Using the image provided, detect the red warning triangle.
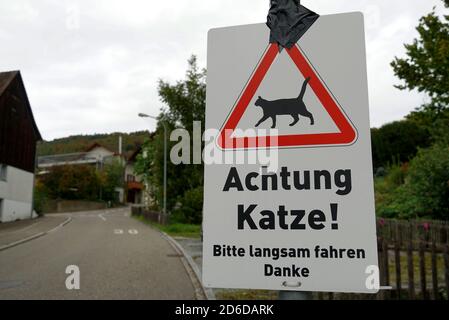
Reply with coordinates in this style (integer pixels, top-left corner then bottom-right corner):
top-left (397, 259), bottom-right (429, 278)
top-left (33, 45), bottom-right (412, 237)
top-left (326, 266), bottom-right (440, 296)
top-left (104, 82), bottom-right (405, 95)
top-left (218, 43), bottom-right (358, 149)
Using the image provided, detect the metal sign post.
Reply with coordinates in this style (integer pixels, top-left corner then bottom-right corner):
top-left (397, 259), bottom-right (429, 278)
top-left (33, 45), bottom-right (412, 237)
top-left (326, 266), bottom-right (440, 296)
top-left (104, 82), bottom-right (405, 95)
top-left (279, 291), bottom-right (313, 300)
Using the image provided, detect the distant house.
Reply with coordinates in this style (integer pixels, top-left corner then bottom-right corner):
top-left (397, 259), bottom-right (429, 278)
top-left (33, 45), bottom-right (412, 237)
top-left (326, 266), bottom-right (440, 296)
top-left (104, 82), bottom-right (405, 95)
top-left (125, 147), bottom-right (145, 205)
top-left (37, 138), bottom-right (151, 206)
top-left (0, 71), bottom-right (42, 223)
top-left (38, 141), bottom-right (125, 170)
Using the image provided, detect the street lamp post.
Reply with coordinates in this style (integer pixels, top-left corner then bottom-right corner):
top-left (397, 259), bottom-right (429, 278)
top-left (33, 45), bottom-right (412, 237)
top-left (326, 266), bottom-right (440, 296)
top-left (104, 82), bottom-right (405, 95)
top-left (138, 113), bottom-right (168, 218)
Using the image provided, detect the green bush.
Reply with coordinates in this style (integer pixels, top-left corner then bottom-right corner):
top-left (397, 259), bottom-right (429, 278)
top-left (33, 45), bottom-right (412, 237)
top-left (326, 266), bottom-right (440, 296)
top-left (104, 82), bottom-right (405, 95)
top-left (384, 163), bottom-right (408, 187)
top-left (404, 143), bottom-right (449, 219)
top-left (377, 183), bottom-right (419, 219)
top-left (172, 187), bottom-right (203, 224)
top-left (377, 143), bottom-right (449, 220)
top-left (40, 165), bottom-right (101, 201)
top-left (371, 120), bottom-right (430, 170)
top-left (100, 160), bottom-right (125, 203)
top-left (375, 163), bottom-right (409, 218)
top-left (33, 183), bottom-right (47, 216)
top-left (38, 163), bottom-right (125, 204)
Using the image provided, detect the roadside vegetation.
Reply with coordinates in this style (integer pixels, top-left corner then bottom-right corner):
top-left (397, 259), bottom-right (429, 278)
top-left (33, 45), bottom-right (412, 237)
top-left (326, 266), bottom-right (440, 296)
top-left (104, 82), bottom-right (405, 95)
top-left (373, 0), bottom-right (449, 220)
top-left (134, 215), bottom-right (201, 238)
top-left (134, 56), bottom-right (206, 225)
top-left (34, 160), bottom-right (125, 215)
top-left (37, 131), bottom-right (149, 157)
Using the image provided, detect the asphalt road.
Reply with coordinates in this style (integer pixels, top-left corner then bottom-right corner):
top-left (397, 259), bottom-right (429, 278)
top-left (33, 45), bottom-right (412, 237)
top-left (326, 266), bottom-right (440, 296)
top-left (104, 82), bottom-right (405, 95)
top-left (0, 208), bottom-right (196, 300)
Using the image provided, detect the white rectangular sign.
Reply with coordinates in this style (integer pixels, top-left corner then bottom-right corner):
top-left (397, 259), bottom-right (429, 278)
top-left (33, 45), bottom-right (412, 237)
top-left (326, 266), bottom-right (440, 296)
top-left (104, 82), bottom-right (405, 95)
top-left (203, 12), bottom-right (379, 293)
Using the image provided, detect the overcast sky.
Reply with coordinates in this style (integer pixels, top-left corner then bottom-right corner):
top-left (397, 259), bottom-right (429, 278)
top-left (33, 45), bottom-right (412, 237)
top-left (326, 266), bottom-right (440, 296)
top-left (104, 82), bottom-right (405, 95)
top-left (0, 0), bottom-right (445, 141)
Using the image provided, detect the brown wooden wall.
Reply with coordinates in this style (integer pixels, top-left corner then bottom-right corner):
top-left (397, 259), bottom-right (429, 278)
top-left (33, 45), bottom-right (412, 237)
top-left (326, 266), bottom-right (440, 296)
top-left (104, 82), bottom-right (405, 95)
top-left (0, 75), bottom-right (39, 173)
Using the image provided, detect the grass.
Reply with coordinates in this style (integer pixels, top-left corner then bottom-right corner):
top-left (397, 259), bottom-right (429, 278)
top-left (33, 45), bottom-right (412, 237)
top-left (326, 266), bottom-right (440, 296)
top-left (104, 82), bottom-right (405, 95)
top-left (134, 215), bottom-right (201, 238)
top-left (386, 250), bottom-right (446, 289)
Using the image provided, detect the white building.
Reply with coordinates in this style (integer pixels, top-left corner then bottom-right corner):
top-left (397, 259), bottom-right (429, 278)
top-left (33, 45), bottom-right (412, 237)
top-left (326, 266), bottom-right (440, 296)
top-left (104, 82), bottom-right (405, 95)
top-left (0, 71), bottom-right (42, 223)
top-left (38, 142), bottom-right (123, 170)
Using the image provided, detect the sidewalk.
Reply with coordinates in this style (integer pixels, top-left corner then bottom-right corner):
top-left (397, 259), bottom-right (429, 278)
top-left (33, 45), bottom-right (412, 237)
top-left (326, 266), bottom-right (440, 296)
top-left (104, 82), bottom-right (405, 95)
top-left (175, 238), bottom-right (204, 273)
top-left (0, 215), bottom-right (70, 250)
top-left (174, 237), bottom-right (278, 300)
top-left (170, 237), bottom-right (217, 300)
top-left (173, 237), bottom-right (218, 299)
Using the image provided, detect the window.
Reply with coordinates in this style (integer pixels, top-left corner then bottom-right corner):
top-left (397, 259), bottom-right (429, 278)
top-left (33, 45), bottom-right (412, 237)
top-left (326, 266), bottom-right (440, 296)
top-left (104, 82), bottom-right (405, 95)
top-left (127, 175), bottom-right (135, 182)
top-left (0, 164), bottom-right (7, 181)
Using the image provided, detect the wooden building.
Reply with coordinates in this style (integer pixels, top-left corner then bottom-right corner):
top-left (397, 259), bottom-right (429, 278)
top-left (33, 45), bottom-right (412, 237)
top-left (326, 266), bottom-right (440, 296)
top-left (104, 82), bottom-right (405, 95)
top-left (0, 71), bottom-right (42, 222)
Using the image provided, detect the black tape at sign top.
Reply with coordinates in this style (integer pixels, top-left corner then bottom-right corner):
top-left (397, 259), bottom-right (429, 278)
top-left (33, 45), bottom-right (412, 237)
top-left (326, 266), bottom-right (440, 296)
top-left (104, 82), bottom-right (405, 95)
top-left (267, 0), bottom-right (319, 50)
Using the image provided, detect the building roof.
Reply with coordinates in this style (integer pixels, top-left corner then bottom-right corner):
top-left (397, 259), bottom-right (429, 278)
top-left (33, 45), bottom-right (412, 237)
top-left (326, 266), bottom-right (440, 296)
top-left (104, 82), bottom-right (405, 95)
top-left (0, 71), bottom-right (17, 96)
top-left (127, 146), bottom-right (142, 163)
top-left (38, 152), bottom-right (98, 168)
top-left (84, 142), bottom-right (123, 157)
top-left (85, 142), bottom-right (109, 153)
top-left (0, 70), bottom-right (42, 141)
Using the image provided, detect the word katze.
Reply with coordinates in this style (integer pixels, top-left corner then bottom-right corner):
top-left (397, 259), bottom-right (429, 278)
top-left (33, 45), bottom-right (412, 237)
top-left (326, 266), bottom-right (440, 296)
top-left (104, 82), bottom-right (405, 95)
top-left (238, 204), bottom-right (339, 230)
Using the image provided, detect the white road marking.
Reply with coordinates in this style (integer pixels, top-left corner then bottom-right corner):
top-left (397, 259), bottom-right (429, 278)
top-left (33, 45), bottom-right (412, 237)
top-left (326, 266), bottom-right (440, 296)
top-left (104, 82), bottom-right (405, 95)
top-left (114, 229), bottom-right (124, 235)
top-left (99, 214), bottom-right (107, 221)
top-left (128, 229), bottom-right (139, 235)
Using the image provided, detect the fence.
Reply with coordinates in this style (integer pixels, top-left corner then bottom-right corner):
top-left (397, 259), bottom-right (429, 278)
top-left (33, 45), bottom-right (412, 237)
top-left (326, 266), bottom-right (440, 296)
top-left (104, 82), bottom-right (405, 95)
top-left (318, 218), bottom-right (449, 300)
top-left (376, 218), bottom-right (449, 300)
top-left (131, 206), bottom-right (170, 225)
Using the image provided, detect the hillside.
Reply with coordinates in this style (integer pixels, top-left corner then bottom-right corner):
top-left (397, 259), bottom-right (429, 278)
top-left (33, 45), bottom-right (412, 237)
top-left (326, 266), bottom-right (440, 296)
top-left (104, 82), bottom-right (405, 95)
top-left (37, 131), bottom-right (151, 158)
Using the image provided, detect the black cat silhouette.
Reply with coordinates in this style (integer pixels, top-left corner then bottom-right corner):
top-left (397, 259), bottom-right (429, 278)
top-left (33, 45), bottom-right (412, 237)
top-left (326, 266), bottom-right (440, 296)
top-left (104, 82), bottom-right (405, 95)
top-left (255, 77), bottom-right (314, 129)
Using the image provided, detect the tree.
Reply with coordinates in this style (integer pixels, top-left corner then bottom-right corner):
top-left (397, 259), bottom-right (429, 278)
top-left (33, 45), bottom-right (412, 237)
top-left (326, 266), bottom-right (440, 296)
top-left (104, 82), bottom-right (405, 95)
top-left (134, 124), bottom-right (188, 211)
top-left (379, 143), bottom-right (449, 220)
top-left (135, 56), bottom-right (206, 223)
top-left (158, 56), bottom-right (206, 132)
top-left (391, 0), bottom-right (449, 112)
top-left (100, 159), bottom-right (125, 203)
top-left (40, 165), bottom-right (101, 201)
top-left (371, 120), bottom-right (430, 170)
top-left (405, 142), bottom-right (449, 220)
top-left (39, 162), bottom-right (125, 204)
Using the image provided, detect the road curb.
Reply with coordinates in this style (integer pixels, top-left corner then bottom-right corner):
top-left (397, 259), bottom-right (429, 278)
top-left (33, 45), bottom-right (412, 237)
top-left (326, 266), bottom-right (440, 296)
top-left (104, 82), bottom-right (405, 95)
top-left (47, 217), bottom-right (73, 234)
top-left (0, 217), bottom-right (72, 252)
top-left (161, 232), bottom-right (216, 301)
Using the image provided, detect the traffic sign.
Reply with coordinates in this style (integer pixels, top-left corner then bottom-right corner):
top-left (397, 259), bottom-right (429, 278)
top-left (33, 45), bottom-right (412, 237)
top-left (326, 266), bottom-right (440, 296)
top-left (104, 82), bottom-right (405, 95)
top-left (203, 12), bottom-right (379, 293)
top-left (218, 43), bottom-right (357, 149)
